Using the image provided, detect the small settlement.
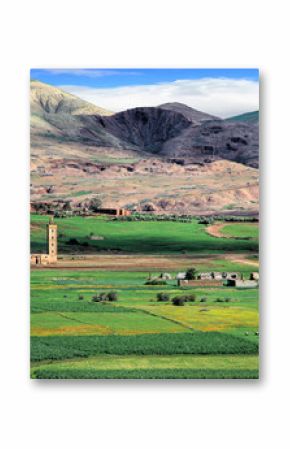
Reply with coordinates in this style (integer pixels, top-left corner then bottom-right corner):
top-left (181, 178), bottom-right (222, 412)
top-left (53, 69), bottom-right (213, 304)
top-left (176, 271), bottom-right (259, 288)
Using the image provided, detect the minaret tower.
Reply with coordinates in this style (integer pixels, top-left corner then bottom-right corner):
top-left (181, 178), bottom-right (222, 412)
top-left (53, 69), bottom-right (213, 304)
top-left (47, 216), bottom-right (57, 263)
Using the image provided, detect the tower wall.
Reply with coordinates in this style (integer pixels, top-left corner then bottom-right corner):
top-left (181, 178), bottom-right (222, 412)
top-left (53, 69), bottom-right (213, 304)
top-left (47, 221), bottom-right (57, 263)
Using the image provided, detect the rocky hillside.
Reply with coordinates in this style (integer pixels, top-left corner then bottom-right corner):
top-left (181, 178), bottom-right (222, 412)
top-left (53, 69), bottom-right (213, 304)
top-left (159, 102), bottom-right (218, 123)
top-left (31, 80), bottom-right (113, 116)
top-left (94, 107), bottom-right (192, 153)
top-left (31, 80), bottom-right (259, 168)
top-left (30, 81), bottom-right (259, 214)
top-left (161, 119), bottom-right (259, 168)
top-left (31, 80), bottom-right (129, 149)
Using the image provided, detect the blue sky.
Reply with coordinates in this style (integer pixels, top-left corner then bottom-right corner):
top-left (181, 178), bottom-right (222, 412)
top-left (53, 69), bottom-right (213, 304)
top-left (30, 68), bottom-right (259, 118)
top-left (31, 68), bottom-right (258, 88)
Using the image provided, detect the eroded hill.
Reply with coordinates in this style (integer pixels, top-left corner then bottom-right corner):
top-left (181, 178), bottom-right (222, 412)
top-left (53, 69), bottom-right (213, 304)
top-left (30, 81), bottom-right (259, 214)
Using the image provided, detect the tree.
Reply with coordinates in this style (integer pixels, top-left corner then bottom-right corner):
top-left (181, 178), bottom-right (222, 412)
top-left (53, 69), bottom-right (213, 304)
top-left (172, 296), bottom-right (185, 306)
top-left (89, 197), bottom-right (102, 212)
top-left (186, 294), bottom-right (196, 302)
top-left (63, 201), bottom-right (72, 211)
top-left (185, 268), bottom-right (198, 280)
top-left (107, 291), bottom-right (118, 301)
top-left (156, 292), bottom-right (170, 302)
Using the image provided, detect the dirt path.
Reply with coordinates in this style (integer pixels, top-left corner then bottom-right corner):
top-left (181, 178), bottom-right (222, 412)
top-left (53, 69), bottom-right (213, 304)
top-left (224, 253), bottom-right (259, 268)
top-left (206, 223), bottom-right (230, 238)
top-left (31, 254), bottom-right (221, 271)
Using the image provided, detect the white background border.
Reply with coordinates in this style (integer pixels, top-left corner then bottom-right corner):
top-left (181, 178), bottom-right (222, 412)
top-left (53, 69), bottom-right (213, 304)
top-left (1, 1), bottom-right (289, 448)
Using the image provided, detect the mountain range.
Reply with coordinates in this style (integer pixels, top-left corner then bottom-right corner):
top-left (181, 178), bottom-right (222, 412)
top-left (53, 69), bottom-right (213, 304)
top-left (30, 80), bottom-right (259, 214)
top-left (31, 80), bottom-right (259, 168)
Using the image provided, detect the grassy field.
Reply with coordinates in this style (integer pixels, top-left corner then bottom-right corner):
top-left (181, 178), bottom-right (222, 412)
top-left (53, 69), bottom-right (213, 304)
top-left (30, 214), bottom-right (259, 379)
top-left (30, 214), bottom-right (259, 254)
top-left (220, 223), bottom-right (259, 239)
top-left (31, 354), bottom-right (258, 379)
top-left (31, 265), bottom-right (259, 378)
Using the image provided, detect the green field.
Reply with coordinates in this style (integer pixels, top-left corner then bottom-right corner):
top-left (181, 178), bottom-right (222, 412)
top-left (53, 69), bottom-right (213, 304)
top-left (31, 354), bottom-right (258, 379)
top-left (221, 223), bottom-right (259, 239)
top-left (31, 268), bottom-right (259, 378)
top-left (30, 214), bottom-right (258, 254)
top-left (31, 214), bottom-right (259, 379)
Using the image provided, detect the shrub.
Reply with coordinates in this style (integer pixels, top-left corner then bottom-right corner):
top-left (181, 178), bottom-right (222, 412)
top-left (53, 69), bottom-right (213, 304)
top-left (107, 291), bottom-right (118, 302)
top-left (185, 268), bottom-right (198, 280)
top-left (215, 298), bottom-right (224, 303)
top-left (145, 279), bottom-right (167, 285)
top-left (67, 238), bottom-right (80, 245)
top-left (172, 296), bottom-right (185, 306)
top-left (225, 298), bottom-right (232, 302)
top-left (92, 295), bottom-right (100, 302)
top-left (200, 297), bottom-right (207, 302)
top-left (88, 197), bottom-right (102, 212)
top-left (78, 295), bottom-right (84, 300)
top-left (99, 292), bottom-right (107, 302)
top-left (156, 292), bottom-right (170, 302)
top-left (186, 294), bottom-right (196, 302)
top-left (197, 216), bottom-right (214, 225)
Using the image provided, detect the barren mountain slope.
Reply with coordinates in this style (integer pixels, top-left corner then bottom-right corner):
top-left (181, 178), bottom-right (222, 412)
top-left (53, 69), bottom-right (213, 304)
top-left (159, 102), bottom-right (218, 123)
top-left (31, 156), bottom-right (259, 215)
top-left (30, 81), bottom-right (259, 213)
top-left (94, 107), bottom-right (192, 153)
top-left (31, 80), bottom-right (113, 116)
top-left (30, 81), bottom-right (138, 160)
top-left (162, 119), bottom-right (259, 168)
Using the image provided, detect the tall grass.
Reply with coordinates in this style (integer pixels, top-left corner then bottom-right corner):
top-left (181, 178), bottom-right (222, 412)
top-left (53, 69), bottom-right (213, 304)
top-left (31, 332), bottom-right (258, 362)
top-left (32, 368), bottom-right (259, 379)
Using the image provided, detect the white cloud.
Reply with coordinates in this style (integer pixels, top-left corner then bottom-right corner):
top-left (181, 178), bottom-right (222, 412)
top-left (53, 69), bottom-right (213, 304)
top-left (60, 78), bottom-right (259, 118)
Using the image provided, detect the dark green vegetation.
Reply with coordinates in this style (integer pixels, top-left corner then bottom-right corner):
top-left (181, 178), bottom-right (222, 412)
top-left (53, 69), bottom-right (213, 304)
top-left (32, 368), bottom-right (259, 379)
top-left (31, 333), bottom-right (258, 362)
top-left (30, 214), bottom-right (258, 254)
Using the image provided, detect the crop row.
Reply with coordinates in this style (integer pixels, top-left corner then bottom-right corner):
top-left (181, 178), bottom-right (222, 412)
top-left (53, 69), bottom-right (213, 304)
top-left (32, 368), bottom-right (259, 379)
top-left (31, 332), bottom-right (259, 362)
top-left (31, 301), bottom-right (134, 313)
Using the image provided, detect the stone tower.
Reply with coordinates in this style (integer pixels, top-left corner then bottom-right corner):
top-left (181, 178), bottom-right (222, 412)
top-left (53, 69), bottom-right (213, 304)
top-left (47, 216), bottom-right (57, 263)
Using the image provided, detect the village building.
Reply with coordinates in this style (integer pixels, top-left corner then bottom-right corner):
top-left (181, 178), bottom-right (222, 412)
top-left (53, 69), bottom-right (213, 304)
top-left (179, 279), bottom-right (224, 287)
top-left (176, 271), bottom-right (257, 288)
top-left (226, 279), bottom-right (258, 288)
top-left (30, 217), bottom-right (57, 265)
top-left (250, 272), bottom-right (259, 281)
top-left (197, 272), bottom-right (240, 281)
top-left (93, 207), bottom-right (131, 216)
top-left (176, 272), bottom-right (187, 280)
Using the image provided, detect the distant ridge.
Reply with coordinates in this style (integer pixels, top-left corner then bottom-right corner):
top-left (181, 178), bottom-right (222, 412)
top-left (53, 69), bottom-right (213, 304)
top-left (226, 111), bottom-right (259, 123)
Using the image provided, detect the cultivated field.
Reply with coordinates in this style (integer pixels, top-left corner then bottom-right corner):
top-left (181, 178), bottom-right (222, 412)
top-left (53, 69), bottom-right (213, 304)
top-left (31, 215), bottom-right (259, 379)
top-left (31, 214), bottom-right (259, 255)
